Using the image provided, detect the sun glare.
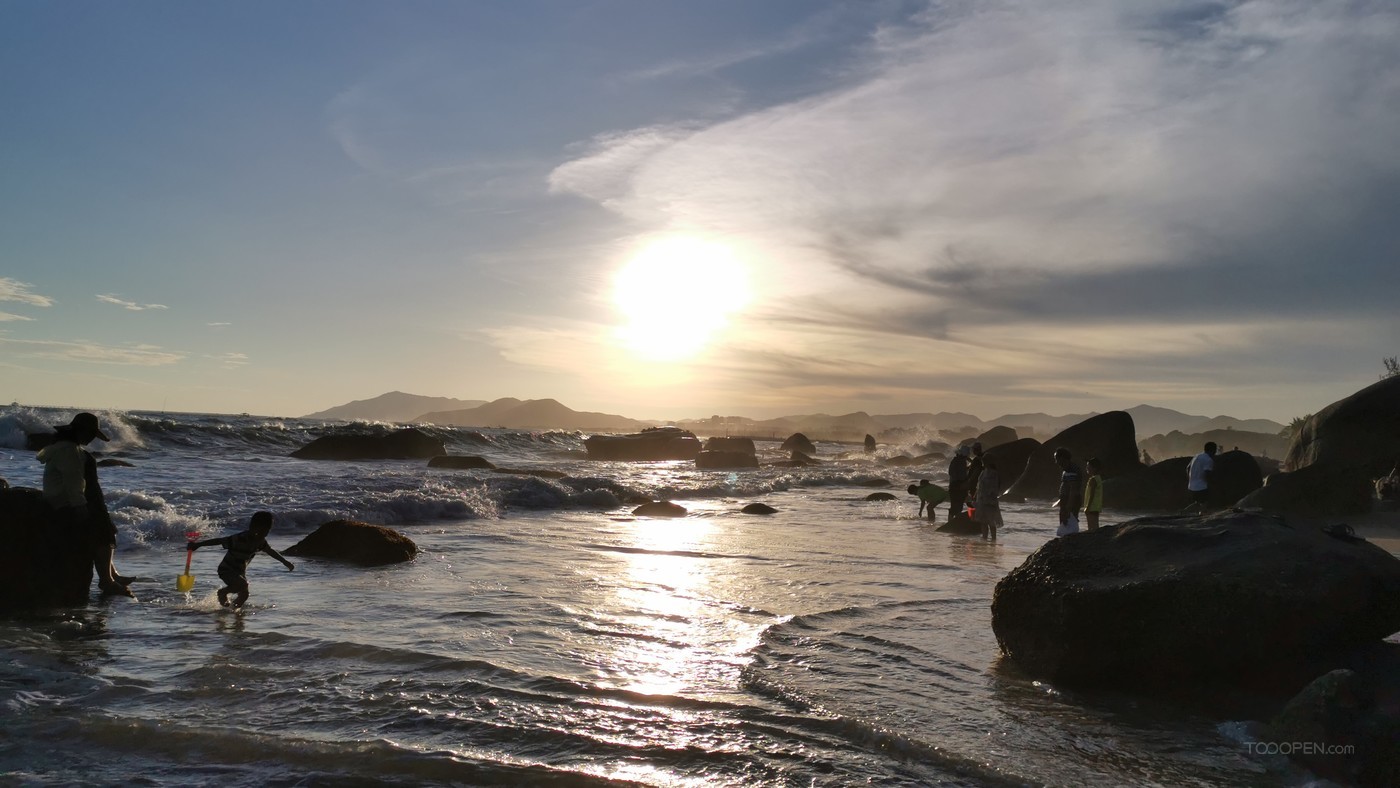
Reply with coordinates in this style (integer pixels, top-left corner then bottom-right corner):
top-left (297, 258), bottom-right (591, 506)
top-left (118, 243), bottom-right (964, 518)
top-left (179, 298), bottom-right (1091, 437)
top-left (613, 236), bottom-right (750, 361)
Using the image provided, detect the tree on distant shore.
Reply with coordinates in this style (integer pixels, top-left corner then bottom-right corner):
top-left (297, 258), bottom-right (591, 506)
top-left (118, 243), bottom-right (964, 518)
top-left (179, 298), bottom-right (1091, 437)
top-left (1383, 356), bottom-right (1399, 379)
top-left (1279, 414), bottom-right (1313, 442)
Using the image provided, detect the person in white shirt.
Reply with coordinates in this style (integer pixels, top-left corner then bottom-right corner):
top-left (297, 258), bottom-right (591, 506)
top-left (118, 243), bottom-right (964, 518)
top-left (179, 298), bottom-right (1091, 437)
top-left (36, 412), bottom-right (131, 595)
top-left (1185, 442), bottom-right (1219, 513)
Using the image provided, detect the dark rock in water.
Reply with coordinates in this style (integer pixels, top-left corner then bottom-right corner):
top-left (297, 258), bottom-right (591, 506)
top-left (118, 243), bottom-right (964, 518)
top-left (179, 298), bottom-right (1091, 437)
top-left (491, 468), bottom-right (568, 479)
top-left (864, 434), bottom-right (877, 453)
top-left (703, 436), bottom-right (756, 455)
top-left (935, 513), bottom-right (984, 535)
top-left (975, 425), bottom-right (1019, 450)
top-left (284, 520), bottom-right (417, 566)
top-left (991, 510), bottom-right (1400, 689)
top-left (0, 487), bottom-right (93, 612)
top-left (95, 458), bottom-right (135, 468)
top-left (1240, 377), bottom-right (1400, 516)
top-left (1266, 668), bottom-right (1400, 786)
top-left (1005, 412), bottom-right (1141, 500)
top-left (864, 492), bottom-right (898, 501)
top-left (883, 455), bottom-right (915, 467)
top-left (789, 450), bottom-right (820, 466)
top-left (584, 427), bottom-right (701, 461)
top-left (780, 432), bottom-right (816, 456)
top-left (855, 478), bottom-right (891, 487)
top-left (291, 428), bottom-right (446, 461)
top-left (742, 502), bottom-right (778, 515)
top-left (695, 450), bottom-right (759, 469)
top-left (982, 438), bottom-right (1040, 496)
top-left (632, 500), bottom-right (687, 517)
top-left (428, 455), bottom-right (496, 470)
top-left (1105, 451), bottom-right (1263, 511)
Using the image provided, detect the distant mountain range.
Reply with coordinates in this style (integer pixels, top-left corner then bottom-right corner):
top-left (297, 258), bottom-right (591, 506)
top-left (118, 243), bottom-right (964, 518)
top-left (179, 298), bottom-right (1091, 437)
top-left (303, 392), bottom-right (1285, 444)
top-left (301, 391), bottom-right (487, 423)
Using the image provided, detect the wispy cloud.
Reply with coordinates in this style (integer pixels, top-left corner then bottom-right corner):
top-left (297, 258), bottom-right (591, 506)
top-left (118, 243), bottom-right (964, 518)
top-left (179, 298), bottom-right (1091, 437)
top-left (207, 322), bottom-right (232, 327)
top-left (0, 311), bottom-right (34, 322)
top-left (97, 294), bottom-right (169, 311)
top-left (0, 278), bottom-right (54, 307)
top-left (209, 352), bottom-right (249, 367)
top-left (0, 337), bottom-right (185, 366)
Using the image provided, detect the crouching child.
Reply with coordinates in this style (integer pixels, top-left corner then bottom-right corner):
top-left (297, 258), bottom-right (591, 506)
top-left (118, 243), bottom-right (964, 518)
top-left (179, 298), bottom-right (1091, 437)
top-left (188, 510), bottom-right (294, 608)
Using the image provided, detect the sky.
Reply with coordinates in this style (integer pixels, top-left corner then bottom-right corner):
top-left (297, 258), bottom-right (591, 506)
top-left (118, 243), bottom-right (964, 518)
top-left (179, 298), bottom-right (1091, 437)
top-left (2, 0), bottom-right (1398, 422)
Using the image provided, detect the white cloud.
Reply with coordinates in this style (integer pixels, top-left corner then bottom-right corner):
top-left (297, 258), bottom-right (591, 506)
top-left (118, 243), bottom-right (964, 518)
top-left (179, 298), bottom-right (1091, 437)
top-left (207, 322), bottom-right (232, 327)
top-left (0, 278), bottom-right (54, 307)
top-left (97, 294), bottom-right (169, 311)
top-left (0, 337), bottom-right (185, 366)
top-left (209, 352), bottom-right (249, 367)
top-left (0, 311), bottom-right (34, 322)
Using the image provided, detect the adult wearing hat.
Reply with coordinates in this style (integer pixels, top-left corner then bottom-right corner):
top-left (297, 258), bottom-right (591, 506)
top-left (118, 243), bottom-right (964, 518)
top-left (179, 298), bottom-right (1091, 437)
top-left (36, 412), bottom-right (131, 596)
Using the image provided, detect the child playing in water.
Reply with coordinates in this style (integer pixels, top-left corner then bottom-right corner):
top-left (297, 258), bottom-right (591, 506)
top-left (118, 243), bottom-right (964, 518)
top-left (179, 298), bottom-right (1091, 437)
top-left (1083, 458), bottom-right (1104, 530)
top-left (907, 479), bottom-right (948, 521)
top-left (188, 511), bottom-right (294, 608)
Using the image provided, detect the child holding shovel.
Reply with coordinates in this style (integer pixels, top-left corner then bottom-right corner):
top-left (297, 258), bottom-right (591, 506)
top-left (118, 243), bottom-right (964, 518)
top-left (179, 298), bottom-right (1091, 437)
top-left (187, 511), bottom-right (294, 608)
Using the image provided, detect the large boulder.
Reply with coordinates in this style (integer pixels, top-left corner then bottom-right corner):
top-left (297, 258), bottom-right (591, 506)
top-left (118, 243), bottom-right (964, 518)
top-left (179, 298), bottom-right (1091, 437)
top-left (991, 510), bottom-right (1400, 689)
top-left (283, 520), bottom-right (417, 566)
top-left (780, 432), bottom-right (816, 455)
top-left (974, 425), bottom-right (1019, 450)
top-left (695, 450), bottom-right (759, 469)
top-left (291, 428), bottom-right (446, 461)
top-left (1105, 451), bottom-right (1264, 511)
top-left (632, 501), bottom-right (687, 517)
top-left (981, 438), bottom-right (1040, 498)
top-left (935, 513), bottom-right (983, 535)
top-left (1266, 665), bottom-right (1400, 786)
top-left (1005, 412), bottom-right (1142, 500)
top-left (0, 487), bottom-right (93, 611)
top-left (584, 427), bottom-right (701, 461)
top-left (1240, 377), bottom-right (1400, 515)
top-left (702, 436), bottom-right (756, 455)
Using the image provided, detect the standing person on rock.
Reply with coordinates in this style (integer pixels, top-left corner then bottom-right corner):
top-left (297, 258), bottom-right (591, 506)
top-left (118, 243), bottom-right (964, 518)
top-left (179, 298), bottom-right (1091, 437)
top-left (1185, 442), bottom-right (1218, 513)
top-left (37, 412), bottom-right (132, 596)
top-left (946, 445), bottom-right (971, 521)
top-left (1054, 448), bottom-right (1082, 537)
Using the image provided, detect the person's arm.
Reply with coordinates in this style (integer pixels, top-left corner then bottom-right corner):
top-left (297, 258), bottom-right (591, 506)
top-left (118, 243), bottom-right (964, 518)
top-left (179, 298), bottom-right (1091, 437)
top-left (187, 536), bottom-right (226, 551)
top-left (262, 543), bottom-right (295, 571)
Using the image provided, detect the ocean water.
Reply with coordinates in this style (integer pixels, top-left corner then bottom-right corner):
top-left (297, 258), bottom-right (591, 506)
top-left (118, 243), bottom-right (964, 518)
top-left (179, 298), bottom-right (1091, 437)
top-left (0, 406), bottom-right (1309, 786)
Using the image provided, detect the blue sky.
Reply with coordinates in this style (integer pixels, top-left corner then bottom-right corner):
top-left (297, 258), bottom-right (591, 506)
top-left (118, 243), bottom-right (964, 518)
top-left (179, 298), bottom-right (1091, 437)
top-left (2, 0), bottom-right (1397, 421)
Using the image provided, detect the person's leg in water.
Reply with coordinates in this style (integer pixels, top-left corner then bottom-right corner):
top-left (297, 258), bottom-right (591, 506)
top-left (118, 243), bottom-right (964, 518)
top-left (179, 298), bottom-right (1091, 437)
top-left (217, 567), bottom-right (244, 607)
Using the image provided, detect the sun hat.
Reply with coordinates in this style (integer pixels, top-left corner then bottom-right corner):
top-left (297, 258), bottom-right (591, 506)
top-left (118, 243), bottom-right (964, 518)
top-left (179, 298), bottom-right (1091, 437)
top-left (55, 412), bottom-right (110, 441)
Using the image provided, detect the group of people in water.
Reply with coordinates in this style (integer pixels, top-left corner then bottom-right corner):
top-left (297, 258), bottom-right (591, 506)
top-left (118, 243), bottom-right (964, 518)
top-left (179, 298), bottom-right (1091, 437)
top-left (34, 412), bottom-right (292, 607)
top-left (907, 439), bottom-right (1227, 539)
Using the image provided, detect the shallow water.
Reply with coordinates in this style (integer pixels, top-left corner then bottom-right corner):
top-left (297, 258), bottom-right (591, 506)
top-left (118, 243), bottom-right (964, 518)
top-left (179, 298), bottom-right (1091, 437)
top-left (0, 407), bottom-right (1316, 785)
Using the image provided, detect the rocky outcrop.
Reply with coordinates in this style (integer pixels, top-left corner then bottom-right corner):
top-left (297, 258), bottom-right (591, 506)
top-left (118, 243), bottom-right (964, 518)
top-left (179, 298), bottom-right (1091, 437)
top-left (0, 487), bottom-right (94, 611)
top-left (864, 492), bottom-right (898, 501)
top-left (283, 520), bottom-right (417, 566)
top-left (981, 438), bottom-right (1040, 498)
top-left (742, 503), bottom-right (778, 515)
top-left (632, 501), bottom-right (687, 517)
top-left (291, 428), bottom-right (446, 461)
top-left (780, 433), bottom-right (816, 455)
top-left (1240, 377), bottom-right (1400, 515)
top-left (695, 450), bottom-right (758, 469)
top-left (584, 427), bottom-right (701, 461)
top-left (1267, 663), bottom-right (1400, 786)
top-left (935, 513), bottom-right (984, 535)
top-left (974, 425), bottom-right (1019, 450)
top-left (1005, 412), bottom-right (1142, 500)
top-left (1104, 451), bottom-right (1264, 511)
top-left (695, 436), bottom-right (758, 469)
top-left (991, 510), bottom-right (1400, 688)
top-left (427, 455), bottom-right (496, 470)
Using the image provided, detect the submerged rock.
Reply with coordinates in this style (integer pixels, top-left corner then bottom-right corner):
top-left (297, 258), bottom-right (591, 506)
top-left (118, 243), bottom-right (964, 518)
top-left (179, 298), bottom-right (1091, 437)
top-left (1267, 655), bottom-right (1400, 786)
top-left (632, 501), bottom-right (687, 517)
top-left (584, 427), bottom-right (701, 462)
top-left (742, 503), bottom-right (778, 515)
top-left (780, 432), bottom-right (816, 456)
top-left (864, 492), bottom-right (898, 502)
top-left (0, 486), bottom-right (93, 612)
top-left (935, 513), bottom-right (984, 535)
top-left (291, 428), bottom-right (446, 461)
top-left (283, 520), bottom-right (417, 566)
top-left (695, 450), bottom-right (759, 469)
top-left (991, 510), bottom-right (1400, 689)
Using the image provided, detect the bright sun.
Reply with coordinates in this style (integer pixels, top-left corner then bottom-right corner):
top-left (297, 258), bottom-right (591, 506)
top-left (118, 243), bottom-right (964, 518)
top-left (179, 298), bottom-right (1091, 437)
top-left (613, 236), bottom-right (750, 361)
